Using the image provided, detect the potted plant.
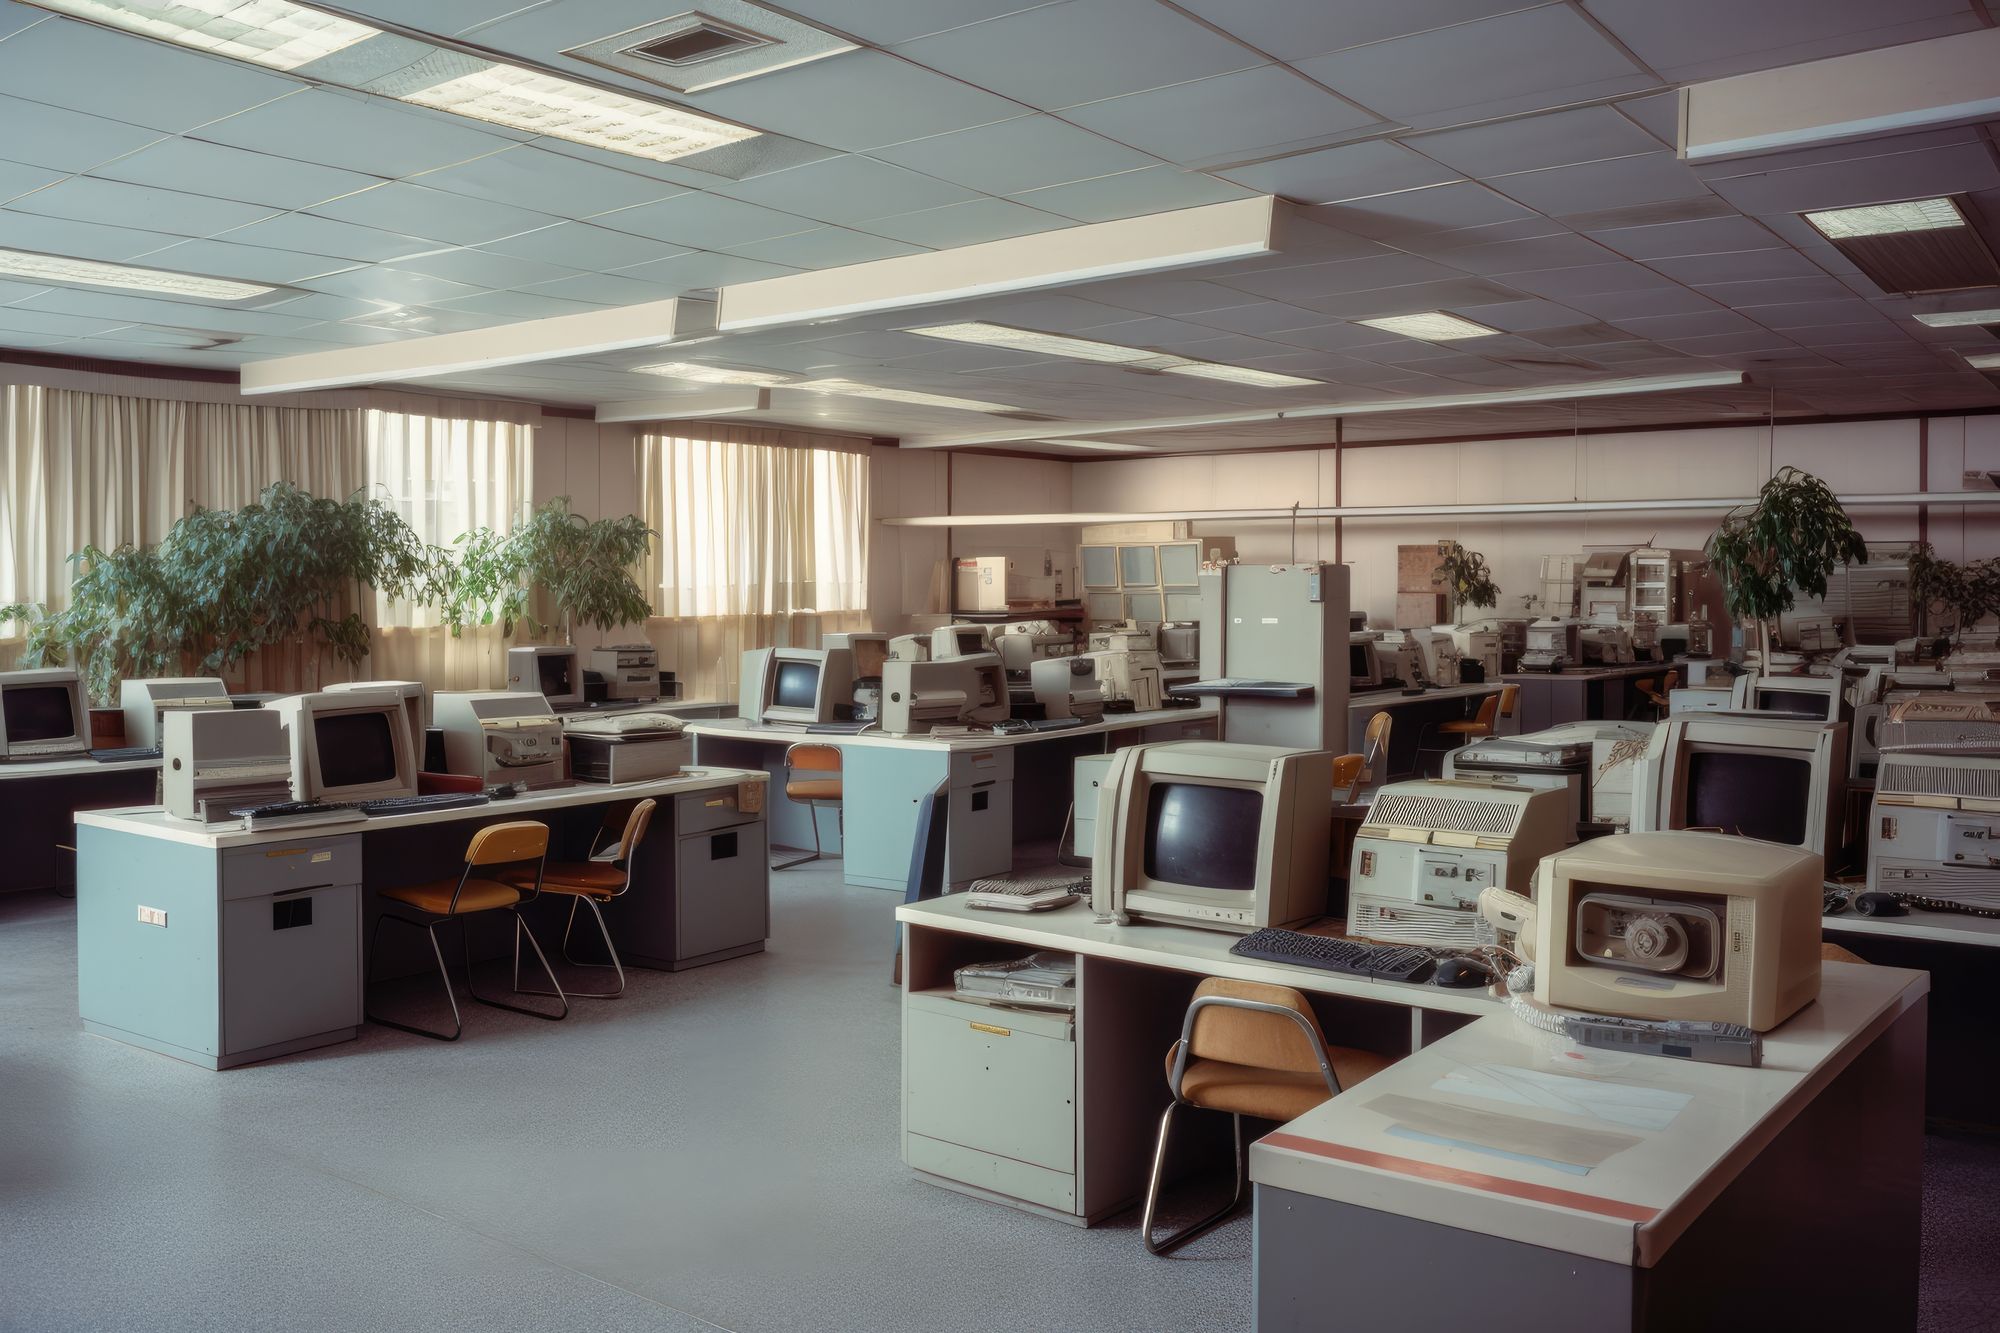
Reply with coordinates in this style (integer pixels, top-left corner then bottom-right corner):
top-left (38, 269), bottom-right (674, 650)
top-left (440, 497), bottom-right (655, 644)
top-left (1906, 542), bottom-right (2000, 649)
top-left (1433, 541), bottom-right (1500, 622)
top-left (1705, 466), bottom-right (1869, 664)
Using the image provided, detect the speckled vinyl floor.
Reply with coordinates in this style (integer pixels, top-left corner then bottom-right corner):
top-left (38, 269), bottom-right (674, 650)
top-left (2, 870), bottom-right (1995, 1333)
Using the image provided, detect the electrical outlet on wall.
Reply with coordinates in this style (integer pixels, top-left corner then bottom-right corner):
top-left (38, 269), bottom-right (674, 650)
top-left (136, 906), bottom-right (167, 927)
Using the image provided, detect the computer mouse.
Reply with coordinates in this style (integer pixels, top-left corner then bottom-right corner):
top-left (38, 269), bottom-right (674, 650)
top-left (486, 783), bottom-right (518, 800)
top-left (1434, 957), bottom-right (1493, 988)
top-left (1855, 891), bottom-right (1906, 917)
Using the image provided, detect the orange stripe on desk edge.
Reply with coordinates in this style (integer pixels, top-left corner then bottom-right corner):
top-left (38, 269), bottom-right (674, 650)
top-left (1261, 1132), bottom-right (1659, 1223)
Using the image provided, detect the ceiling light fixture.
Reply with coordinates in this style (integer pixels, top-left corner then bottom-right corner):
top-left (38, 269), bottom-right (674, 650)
top-left (1803, 198), bottom-right (1965, 240)
top-left (1915, 308), bottom-right (2000, 327)
top-left (1035, 439), bottom-right (1158, 453)
top-left (1357, 312), bottom-right (1500, 342)
top-left (632, 360), bottom-right (792, 386)
top-left (906, 322), bottom-right (1167, 365)
top-left (1154, 361), bottom-right (1320, 388)
top-left (23, 0), bottom-right (757, 164)
top-left (794, 378), bottom-right (1018, 414)
top-left (0, 245), bottom-right (274, 300)
top-left (1965, 352), bottom-right (2000, 370)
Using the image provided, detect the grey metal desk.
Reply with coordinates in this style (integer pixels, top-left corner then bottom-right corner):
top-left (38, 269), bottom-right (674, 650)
top-left (0, 753), bottom-right (162, 894)
top-left (74, 768), bottom-right (770, 1069)
top-left (1502, 663), bottom-right (1663, 730)
top-left (690, 709), bottom-right (1219, 891)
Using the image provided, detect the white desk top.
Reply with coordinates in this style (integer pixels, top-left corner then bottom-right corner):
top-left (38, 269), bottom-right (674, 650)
top-left (689, 705), bottom-right (1218, 753)
top-left (74, 767), bottom-right (765, 850)
top-left (1824, 906), bottom-right (2000, 947)
top-left (0, 753), bottom-right (160, 781)
top-left (1503, 663), bottom-right (1665, 683)
top-left (897, 895), bottom-right (1502, 1018)
top-left (1349, 683), bottom-right (1499, 710)
top-left (1250, 962), bottom-right (1927, 1267)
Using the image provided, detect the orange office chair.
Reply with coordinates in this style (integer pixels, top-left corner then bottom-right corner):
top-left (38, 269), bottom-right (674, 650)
top-left (777, 743), bottom-right (843, 870)
top-left (1142, 978), bottom-right (1390, 1255)
top-left (1333, 711), bottom-right (1393, 803)
top-left (1637, 670), bottom-right (1679, 720)
top-left (505, 799), bottom-right (656, 999)
top-left (366, 820), bottom-right (567, 1041)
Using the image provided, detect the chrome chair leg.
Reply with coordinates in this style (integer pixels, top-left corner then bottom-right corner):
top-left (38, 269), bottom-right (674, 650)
top-left (518, 897), bottom-right (627, 999)
top-left (464, 910), bottom-right (568, 1021)
top-left (772, 799), bottom-right (826, 870)
top-left (1141, 1103), bottom-right (1248, 1256)
top-left (365, 911), bottom-right (463, 1042)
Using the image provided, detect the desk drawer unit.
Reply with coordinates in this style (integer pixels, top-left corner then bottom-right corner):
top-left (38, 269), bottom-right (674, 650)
top-left (905, 990), bottom-right (1077, 1213)
top-left (1142, 717), bottom-right (1218, 744)
top-left (946, 748), bottom-right (1014, 886)
top-left (675, 795), bottom-right (769, 966)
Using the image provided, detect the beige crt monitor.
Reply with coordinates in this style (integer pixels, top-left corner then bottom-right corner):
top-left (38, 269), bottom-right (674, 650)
top-left (324, 679), bottom-right (424, 758)
top-left (119, 677), bottom-right (234, 749)
top-left (1534, 830), bottom-right (1823, 1031)
top-left (1090, 741), bottom-right (1335, 933)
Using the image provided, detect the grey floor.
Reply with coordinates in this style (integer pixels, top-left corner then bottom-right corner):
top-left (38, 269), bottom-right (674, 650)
top-left (5, 869), bottom-right (1997, 1333)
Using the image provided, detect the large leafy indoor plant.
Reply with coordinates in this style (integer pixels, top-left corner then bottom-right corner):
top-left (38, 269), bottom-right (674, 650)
top-left (1906, 542), bottom-right (2000, 648)
top-left (440, 497), bottom-right (654, 643)
top-left (1705, 467), bottom-right (1868, 663)
top-left (1433, 542), bottom-right (1500, 621)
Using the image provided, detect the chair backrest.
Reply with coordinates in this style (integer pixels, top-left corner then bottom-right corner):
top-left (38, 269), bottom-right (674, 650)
top-left (1467, 693), bottom-right (1500, 731)
top-left (610, 798), bottom-right (657, 865)
top-left (1663, 670), bottom-right (1680, 694)
top-left (1363, 710), bottom-right (1392, 761)
top-left (1185, 977), bottom-right (1329, 1073)
top-left (786, 743), bottom-right (842, 774)
top-left (465, 820), bottom-right (549, 866)
top-left (1498, 684), bottom-right (1520, 718)
top-left (904, 777), bottom-right (951, 907)
top-left (1331, 754), bottom-right (1365, 803)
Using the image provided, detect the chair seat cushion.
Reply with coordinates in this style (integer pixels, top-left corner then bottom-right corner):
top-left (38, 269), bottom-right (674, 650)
top-left (504, 863), bottom-right (624, 897)
top-left (381, 877), bottom-right (521, 915)
top-left (1170, 1049), bottom-right (1391, 1120)
top-left (787, 778), bottom-right (843, 801)
top-left (1437, 721), bottom-right (1490, 735)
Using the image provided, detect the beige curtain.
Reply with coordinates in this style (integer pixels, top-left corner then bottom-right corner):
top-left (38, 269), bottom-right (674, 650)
top-left (637, 423), bottom-right (872, 701)
top-left (363, 405), bottom-right (534, 693)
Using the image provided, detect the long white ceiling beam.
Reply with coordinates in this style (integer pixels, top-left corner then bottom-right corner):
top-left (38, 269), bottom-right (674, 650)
top-left (716, 196), bottom-right (1282, 331)
top-left (239, 296), bottom-right (716, 395)
top-left (594, 388), bottom-right (769, 422)
top-left (882, 491), bottom-right (2000, 528)
top-left (901, 371), bottom-right (1749, 449)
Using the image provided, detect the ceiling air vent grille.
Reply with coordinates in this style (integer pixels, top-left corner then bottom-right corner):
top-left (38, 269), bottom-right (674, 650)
top-left (630, 22), bottom-right (767, 67)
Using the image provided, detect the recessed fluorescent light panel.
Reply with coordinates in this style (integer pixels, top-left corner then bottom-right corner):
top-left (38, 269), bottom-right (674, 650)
top-left (796, 379), bottom-right (1017, 413)
top-left (907, 322), bottom-right (1167, 365)
top-left (632, 361), bottom-right (793, 386)
top-left (1966, 352), bottom-right (2000, 369)
top-left (1038, 439), bottom-right (1157, 453)
top-left (1155, 362), bottom-right (1320, 388)
top-left (1916, 309), bottom-right (2000, 327)
top-left (22, 0), bottom-right (758, 163)
top-left (0, 246), bottom-right (275, 300)
top-left (1358, 312), bottom-right (1500, 342)
top-left (1804, 198), bottom-right (1964, 239)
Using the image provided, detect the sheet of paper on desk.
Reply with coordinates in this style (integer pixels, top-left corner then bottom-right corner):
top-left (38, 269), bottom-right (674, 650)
top-left (1365, 1093), bottom-right (1643, 1171)
top-left (1432, 1064), bottom-right (1693, 1133)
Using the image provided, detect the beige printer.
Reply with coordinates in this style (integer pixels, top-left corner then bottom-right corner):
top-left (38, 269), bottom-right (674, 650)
top-left (435, 690), bottom-right (565, 787)
top-left (162, 708), bottom-right (293, 822)
top-left (880, 655), bottom-right (1008, 735)
top-left (565, 710), bottom-right (690, 783)
top-left (588, 644), bottom-right (662, 702)
top-left (120, 676), bottom-right (235, 749)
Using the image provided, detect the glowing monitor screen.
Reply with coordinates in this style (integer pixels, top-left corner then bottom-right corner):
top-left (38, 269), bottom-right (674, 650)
top-left (1144, 782), bottom-right (1262, 891)
top-left (1686, 751), bottom-right (1809, 846)
top-left (773, 661), bottom-right (821, 711)
top-left (3, 686), bottom-right (76, 741)
top-left (315, 711), bottom-right (400, 789)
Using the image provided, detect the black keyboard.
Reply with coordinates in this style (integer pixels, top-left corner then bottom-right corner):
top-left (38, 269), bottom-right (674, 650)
top-left (1021, 717), bottom-right (1086, 732)
top-left (1230, 928), bottom-right (1438, 984)
top-left (231, 793), bottom-right (489, 821)
top-left (91, 745), bottom-right (161, 762)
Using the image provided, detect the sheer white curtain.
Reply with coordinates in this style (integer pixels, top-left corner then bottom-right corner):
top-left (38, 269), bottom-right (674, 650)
top-left (363, 404), bottom-right (534, 692)
top-left (638, 424), bottom-right (870, 700)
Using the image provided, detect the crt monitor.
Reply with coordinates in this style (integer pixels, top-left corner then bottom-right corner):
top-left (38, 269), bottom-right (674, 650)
top-left (507, 646), bottom-right (582, 709)
top-left (270, 691), bottom-right (419, 803)
top-left (1630, 713), bottom-right (1844, 866)
top-left (931, 624), bottom-right (992, 659)
top-left (1349, 637), bottom-right (1382, 690)
top-left (1089, 741), bottom-right (1336, 933)
top-left (737, 647), bottom-right (854, 725)
top-left (1730, 673), bottom-right (1844, 724)
top-left (0, 667), bottom-right (88, 760)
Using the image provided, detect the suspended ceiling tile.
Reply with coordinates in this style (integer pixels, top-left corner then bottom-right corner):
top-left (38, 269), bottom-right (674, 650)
top-left (260, 291), bottom-right (398, 322)
top-left (0, 18), bottom-right (297, 132)
top-left (1454, 296), bottom-right (1593, 331)
top-left (858, 197), bottom-right (1070, 248)
top-left (1412, 105), bottom-right (1665, 178)
top-left (1427, 232), bottom-right (1622, 276)
top-left (752, 0), bottom-right (1064, 46)
top-left (1009, 165), bottom-right (1257, 223)
top-left (0, 208), bottom-right (192, 262)
top-left (1611, 310), bottom-right (1765, 340)
top-left (133, 237), bottom-right (359, 286)
top-left (871, 114), bottom-right (1157, 195)
top-left (1170, 0), bottom-right (1545, 62)
top-left (1061, 67), bottom-right (1383, 168)
top-left (1092, 277), bottom-right (1262, 318)
top-left (1753, 301), bottom-right (1898, 330)
top-left (1704, 143), bottom-right (2000, 217)
top-left (1498, 261), bottom-right (1682, 301)
top-left (410, 144), bottom-right (688, 218)
top-left (1587, 215), bottom-right (1787, 261)
top-left (420, 289), bottom-right (612, 318)
top-left (194, 90), bottom-right (522, 178)
top-left (381, 247), bottom-right (586, 291)
top-left (1185, 302), bottom-right (1337, 336)
top-left (14, 286), bottom-right (317, 334)
top-left (479, 221), bottom-right (683, 271)
top-left (716, 155), bottom-right (981, 225)
top-left (1489, 153), bottom-right (1712, 218)
top-left (1308, 181), bottom-right (1541, 239)
top-left (89, 138), bottom-right (381, 212)
top-left (11, 175), bottom-right (277, 237)
top-left (609, 249), bottom-right (801, 292)
top-left (0, 330), bottom-right (83, 350)
top-left (0, 158), bottom-right (65, 207)
top-left (214, 212), bottom-right (441, 264)
top-left (309, 182), bottom-right (562, 248)
top-left (592, 191), bottom-right (818, 249)
top-left (301, 266), bottom-right (488, 308)
top-left (1559, 286), bottom-right (1723, 320)
top-left (1703, 276), bottom-right (1875, 306)
top-left (511, 270), bottom-right (689, 307)
top-left (0, 95), bottom-right (165, 174)
top-left (1579, 0), bottom-right (1979, 82)
top-left (1215, 251), bottom-right (1457, 300)
top-left (1294, 6), bottom-right (1656, 128)
top-left (0, 3), bottom-right (49, 40)
top-left (1293, 275), bottom-right (1525, 319)
top-left (0, 305), bottom-right (134, 337)
top-left (1215, 139), bottom-right (1460, 204)
top-left (681, 50), bottom-right (1022, 153)
top-left (890, 0), bottom-right (1262, 111)
top-left (722, 226), bottom-right (928, 268)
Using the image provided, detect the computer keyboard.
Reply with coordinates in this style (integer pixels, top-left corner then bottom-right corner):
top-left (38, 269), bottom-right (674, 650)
top-left (965, 869), bottom-right (1088, 912)
top-left (230, 792), bottom-right (490, 825)
top-left (91, 745), bottom-right (162, 762)
top-left (1230, 927), bottom-right (1437, 984)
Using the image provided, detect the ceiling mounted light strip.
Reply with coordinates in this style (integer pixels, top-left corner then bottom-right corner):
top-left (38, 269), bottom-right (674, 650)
top-left (906, 317), bottom-right (1321, 388)
top-left (632, 360), bottom-right (793, 386)
top-left (1357, 311), bottom-right (1500, 341)
top-left (793, 378), bottom-right (1018, 414)
top-left (0, 245), bottom-right (274, 300)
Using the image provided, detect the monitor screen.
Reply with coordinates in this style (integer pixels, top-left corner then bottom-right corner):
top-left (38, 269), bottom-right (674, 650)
top-left (1144, 781), bottom-right (1262, 891)
top-left (1350, 644), bottom-right (1370, 677)
top-left (1756, 688), bottom-right (1829, 718)
top-left (773, 660), bottom-right (821, 710)
top-left (955, 630), bottom-right (985, 655)
top-left (1686, 751), bottom-right (1810, 846)
top-left (2, 685), bottom-right (76, 742)
top-left (314, 710), bottom-right (399, 789)
top-left (536, 653), bottom-right (576, 698)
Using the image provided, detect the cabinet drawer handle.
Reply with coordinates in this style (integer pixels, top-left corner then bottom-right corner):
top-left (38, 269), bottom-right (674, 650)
top-left (970, 1021), bottom-right (1010, 1037)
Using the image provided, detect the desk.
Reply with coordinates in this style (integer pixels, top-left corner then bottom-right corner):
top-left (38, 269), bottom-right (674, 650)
top-left (1502, 663), bottom-right (1664, 730)
top-left (1348, 683), bottom-right (1504, 780)
top-left (0, 754), bottom-right (162, 894)
top-left (691, 708), bottom-right (1219, 891)
top-left (74, 768), bottom-right (769, 1069)
top-left (896, 897), bottom-right (1496, 1224)
top-left (1252, 962), bottom-right (1927, 1331)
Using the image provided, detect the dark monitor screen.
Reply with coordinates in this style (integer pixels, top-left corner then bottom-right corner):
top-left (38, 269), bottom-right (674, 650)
top-left (3, 685), bottom-right (77, 742)
top-left (955, 630), bottom-right (985, 654)
top-left (1686, 750), bottom-right (1810, 846)
top-left (773, 660), bottom-right (821, 710)
top-left (1350, 644), bottom-right (1370, 677)
top-left (536, 653), bottom-right (577, 698)
top-left (314, 710), bottom-right (399, 789)
top-left (1144, 781), bottom-right (1263, 891)
top-left (1756, 688), bottom-right (1830, 718)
